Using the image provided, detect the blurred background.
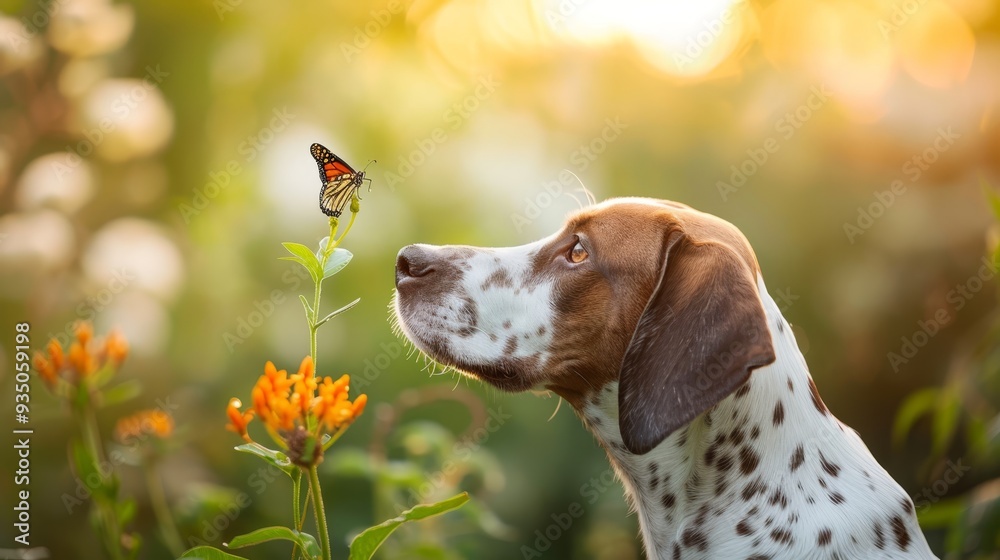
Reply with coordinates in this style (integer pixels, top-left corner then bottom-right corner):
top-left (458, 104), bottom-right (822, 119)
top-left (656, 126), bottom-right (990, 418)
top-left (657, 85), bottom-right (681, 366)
top-left (1, 0), bottom-right (999, 558)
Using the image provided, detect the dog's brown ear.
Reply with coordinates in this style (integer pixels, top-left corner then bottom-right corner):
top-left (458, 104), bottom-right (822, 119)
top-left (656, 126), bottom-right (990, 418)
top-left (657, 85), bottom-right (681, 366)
top-left (618, 230), bottom-right (776, 455)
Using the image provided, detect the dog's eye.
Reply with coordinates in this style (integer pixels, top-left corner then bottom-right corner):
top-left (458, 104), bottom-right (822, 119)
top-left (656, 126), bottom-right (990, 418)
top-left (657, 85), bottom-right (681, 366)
top-left (568, 241), bottom-right (588, 264)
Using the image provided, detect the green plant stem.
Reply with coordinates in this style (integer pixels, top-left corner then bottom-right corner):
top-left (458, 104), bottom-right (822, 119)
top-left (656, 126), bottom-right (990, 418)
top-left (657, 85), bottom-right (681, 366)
top-left (309, 211), bottom-right (358, 371)
top-left (79, 404), bottom-right (126, 560)
top-left (290, 470), bottom-right (303, 560)
top-left (292, 469), bottom-right (303, 530)
top-left (307, 465), bottom-right (331, 560)
top-left (144, 459), bottom-right (184, 557)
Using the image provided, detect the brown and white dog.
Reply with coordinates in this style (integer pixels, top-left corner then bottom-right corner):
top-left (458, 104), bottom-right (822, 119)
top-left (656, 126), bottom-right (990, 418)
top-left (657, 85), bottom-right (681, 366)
top-left (392, 197), bottom-right (937, 560)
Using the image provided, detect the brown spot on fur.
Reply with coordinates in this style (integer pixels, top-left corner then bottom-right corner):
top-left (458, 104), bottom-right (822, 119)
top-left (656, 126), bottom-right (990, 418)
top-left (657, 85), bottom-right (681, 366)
top-left (662, 492), bottom-right (676, 509)
top-left (682, 527), bottom-right (708, 551)
top-left (739, 446), bottom-right (760, 475)
top-left (772, 401), bottom-right (785, 426)
top-left (503, 336), bottom-right (518, 354)
top-left (729, 427), bottom-right (746, 445)
top-left (891, 516), bottom-right (910, 550)
top-left (790, 445), bottom-right (805, 471)
top-left (819, 452), bottom-right (841, 477)
top-left (807, 378), bottom-right (828, 415)
top-left (769, 488), bottom-right (789, 509)
top-left (769, 528), bottom-right (793, 545)
top-left (901, 497), bottom-right (915, 515)
top-left (818, 528), bottom-right (832, 546)
top-left (480, 268), bottom-right (513, 290)
top-left (741, 478), bottom-right (766, 501)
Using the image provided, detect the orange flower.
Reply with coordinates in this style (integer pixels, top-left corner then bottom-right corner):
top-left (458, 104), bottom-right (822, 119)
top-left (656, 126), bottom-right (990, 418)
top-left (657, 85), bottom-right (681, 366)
top-left (74, 321), bottom-right (93, 347)
top-left (68, 341), bottom-right (95, 378)
top-left (228, 356), bottom-right (366, 465)
top-left (47, 339), bottom-right (65, 370)
top-left (115, 409), bottom-right (174, 444)
top-left (32, 321), bottom-right (128, 391)
top-left (33, 353), bottom-right (57, 389)
top-left (226, 398), bottom-right (254, 442)
top-left (104, 330), bottom-right (129, 365)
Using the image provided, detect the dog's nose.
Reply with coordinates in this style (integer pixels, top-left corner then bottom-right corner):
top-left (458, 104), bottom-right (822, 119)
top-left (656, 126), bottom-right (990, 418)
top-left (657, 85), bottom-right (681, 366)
top-left (395, 245), bottom-right (436, 288)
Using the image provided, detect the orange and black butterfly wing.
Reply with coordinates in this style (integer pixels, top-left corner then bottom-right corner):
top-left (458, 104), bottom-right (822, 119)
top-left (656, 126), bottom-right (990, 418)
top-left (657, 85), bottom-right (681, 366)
top-left (320, 175), bottom-right (364, 218)
top-left (311, 143), bottom-right (361, 217)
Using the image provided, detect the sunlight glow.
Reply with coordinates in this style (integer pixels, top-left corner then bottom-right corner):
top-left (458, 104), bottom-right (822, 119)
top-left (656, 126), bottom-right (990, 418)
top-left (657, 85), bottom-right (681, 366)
top-left (537, 0), bottom-right (752, 77)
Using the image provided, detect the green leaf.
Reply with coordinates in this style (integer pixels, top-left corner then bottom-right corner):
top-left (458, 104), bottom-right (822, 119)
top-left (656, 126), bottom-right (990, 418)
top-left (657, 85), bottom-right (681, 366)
top-left (178, 546), bottom-right (249, 559)
top-left (281, 242), bottom-right (322, 284)
top-left (315, 298), bottom-right (360, 327)
top-left (70, 439), bottom-right (116, 502)
top-left (316, 236), bottom-right (331, 255)
top-left (298, 295), bottom-right (314, 320)
top-left (917, 497), bottom-right (967, 529)
top-left (117, 498), bottom-right (137, 526)
top-left (102, 380), bottom-right (143, 406)
top-left (348, 493), bottom-right (470, 560)
top-left (892, 388), bottom-right (938, 447)
top-left (226, 526), bottom-right (320, 557)
top-left (89, 362), bottom-right (118, 390)
top-left (965, 416), bottom-right (989, 460)
top-left (931, 388), bottom-right (960, 457)
top-left (322, 248), bottom-right (353, 279)
top-left (234, 443), bottom-right (296, 478)
top-left (982, 177), bottom-right (1000, 221)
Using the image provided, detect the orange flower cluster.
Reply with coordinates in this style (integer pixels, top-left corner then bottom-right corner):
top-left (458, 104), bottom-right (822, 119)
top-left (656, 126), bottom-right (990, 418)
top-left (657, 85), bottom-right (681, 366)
top-left (227, 356), bottom-right (367, 449)
top-left (33, 322), bottom-right (129, 390)
top-left (115, 409), bottom-right (174, 443)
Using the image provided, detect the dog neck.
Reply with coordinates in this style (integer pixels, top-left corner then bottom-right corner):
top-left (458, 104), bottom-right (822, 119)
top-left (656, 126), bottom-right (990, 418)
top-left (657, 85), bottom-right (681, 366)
top-left (575, 276), bottom-right (931, 560)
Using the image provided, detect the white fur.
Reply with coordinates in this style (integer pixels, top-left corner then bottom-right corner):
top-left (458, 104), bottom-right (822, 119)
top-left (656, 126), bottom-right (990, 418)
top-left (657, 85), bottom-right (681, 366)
top-left (579, 276), bottom-right (938, 560)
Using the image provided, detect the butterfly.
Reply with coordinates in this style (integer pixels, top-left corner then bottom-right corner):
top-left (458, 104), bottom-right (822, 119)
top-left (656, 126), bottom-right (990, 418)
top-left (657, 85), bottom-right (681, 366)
top-left (310, 143), bottom-right (374, 217)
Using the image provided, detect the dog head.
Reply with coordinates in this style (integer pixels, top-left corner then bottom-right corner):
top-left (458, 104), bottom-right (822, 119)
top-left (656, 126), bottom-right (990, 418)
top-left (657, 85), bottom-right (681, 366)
top-left (392, 197), bottom-right (776, 454)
